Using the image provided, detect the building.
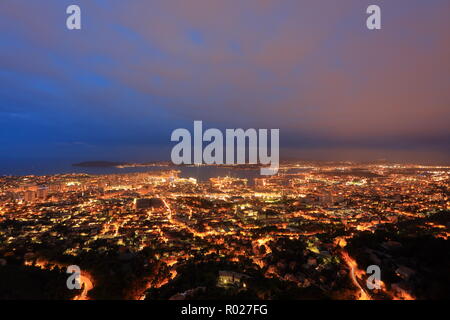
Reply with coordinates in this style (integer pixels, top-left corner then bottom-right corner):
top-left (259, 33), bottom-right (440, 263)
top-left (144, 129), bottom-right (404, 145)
top-left (217, 271), bottom-right (249, 288)
top-left (24, 190), bottom-right (36, 202)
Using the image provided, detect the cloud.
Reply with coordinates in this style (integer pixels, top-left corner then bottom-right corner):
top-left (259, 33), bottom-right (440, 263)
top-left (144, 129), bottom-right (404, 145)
top-left (0, 0), bottom-right (449, 162)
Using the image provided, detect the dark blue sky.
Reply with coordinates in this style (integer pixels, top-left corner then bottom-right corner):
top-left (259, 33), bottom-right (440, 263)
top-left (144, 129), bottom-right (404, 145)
top-left (1, 0), bottom-right (449, 166)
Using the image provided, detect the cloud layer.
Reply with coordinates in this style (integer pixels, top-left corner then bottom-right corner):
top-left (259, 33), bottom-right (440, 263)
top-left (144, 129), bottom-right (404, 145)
top-left (0, 0), bottom-right (449, 163)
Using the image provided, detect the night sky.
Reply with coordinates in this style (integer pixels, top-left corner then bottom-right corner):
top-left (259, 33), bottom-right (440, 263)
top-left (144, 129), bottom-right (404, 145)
top-left (1, 0), bottom-right (449, 169)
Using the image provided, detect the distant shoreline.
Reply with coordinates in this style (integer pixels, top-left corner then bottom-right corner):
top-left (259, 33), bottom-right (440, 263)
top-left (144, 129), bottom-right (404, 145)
top-left (72, 161), bottom-right (128, 168)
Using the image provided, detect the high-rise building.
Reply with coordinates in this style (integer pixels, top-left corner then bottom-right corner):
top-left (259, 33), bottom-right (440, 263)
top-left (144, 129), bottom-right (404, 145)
top-left (24, 190), bottom-right (36, 202)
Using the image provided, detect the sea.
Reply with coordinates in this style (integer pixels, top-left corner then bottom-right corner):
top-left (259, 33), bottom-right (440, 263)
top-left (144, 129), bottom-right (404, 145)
top-left (0, 158), bottom-right (263, 183)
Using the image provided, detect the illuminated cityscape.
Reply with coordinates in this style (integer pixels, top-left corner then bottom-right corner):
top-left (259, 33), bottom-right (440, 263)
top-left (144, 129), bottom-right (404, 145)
top-left (1, 161), bottom-right (448, 300)
top-left (1, 0), bottom-right (449, 307)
